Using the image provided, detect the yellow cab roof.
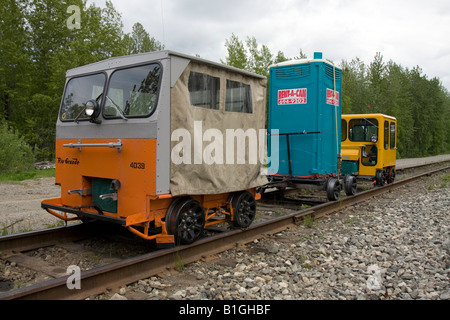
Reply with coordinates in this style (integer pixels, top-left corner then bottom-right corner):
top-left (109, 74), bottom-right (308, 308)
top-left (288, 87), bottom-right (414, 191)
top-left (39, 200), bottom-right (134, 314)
top-left (342, 113), bottom-right (397, 121)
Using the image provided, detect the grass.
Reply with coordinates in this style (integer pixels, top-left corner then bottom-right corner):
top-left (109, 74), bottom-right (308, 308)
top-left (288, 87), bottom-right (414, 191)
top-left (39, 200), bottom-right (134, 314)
top-left (0, 168), bottom-right (55, 183)
top-left (440, 173), bottom-right (450, 188)
top-left (303, 215), bottom-right (315, 228)
top-left (1, 220), bottom-right (32, 236)
top-left (174, 252), bottom-right (185, 271)
top-left (344, 216), bottom-right (358, 224)
top-left (427, 173), bottom-right (450, 190)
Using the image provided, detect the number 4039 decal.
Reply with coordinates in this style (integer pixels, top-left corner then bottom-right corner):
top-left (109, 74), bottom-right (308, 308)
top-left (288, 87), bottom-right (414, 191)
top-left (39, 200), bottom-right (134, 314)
top-left (130, 162), bottom-right (145, 169)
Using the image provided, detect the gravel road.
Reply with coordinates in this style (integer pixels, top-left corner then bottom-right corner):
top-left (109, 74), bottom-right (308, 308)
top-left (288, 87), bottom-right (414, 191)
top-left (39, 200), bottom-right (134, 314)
top-left (0, 178), bottom-right (61, 234)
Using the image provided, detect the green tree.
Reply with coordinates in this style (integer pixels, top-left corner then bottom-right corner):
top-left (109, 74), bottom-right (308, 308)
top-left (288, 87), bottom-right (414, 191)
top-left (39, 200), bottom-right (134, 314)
top-left (294, 49), bottom-right (307, 60)
top-left (0, 0), bottom-right (163, 162)
top-left (366, 52), bottom-right (388, 113)
top-left (384, 61), bottom-right (413, 157)
top-left (125, 22), bottom-right (164, 54)
top-left (245, 36), bottom-right (273, 77)
top-left (221, 33), bottom-right (248, 70)
top-left (274, 51), bottom-right (289, 64)
top-left (341, 53), bottom-right (450, 158)
top-left (0, 0), bottom-right (31, 122)
top-left (0, 121), bottom-right (34, 173)
top-left (340, 57), bottom-right (371, 114)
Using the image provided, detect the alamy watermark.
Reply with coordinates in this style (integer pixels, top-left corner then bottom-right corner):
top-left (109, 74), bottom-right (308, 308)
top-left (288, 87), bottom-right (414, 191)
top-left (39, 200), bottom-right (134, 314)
top-left (67, 5), bottom-right (81, 30)
top-left (171, 121), bottom-right (279, 172)
top-left (366, 264), bottom-right (382, 290)
top-left (66, 265), bottom-right (81, 289)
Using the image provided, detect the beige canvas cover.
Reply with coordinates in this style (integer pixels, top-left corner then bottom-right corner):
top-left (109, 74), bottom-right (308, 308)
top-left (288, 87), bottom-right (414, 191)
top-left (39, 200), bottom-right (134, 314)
top-left (170, 61), bottom-right (268, 196)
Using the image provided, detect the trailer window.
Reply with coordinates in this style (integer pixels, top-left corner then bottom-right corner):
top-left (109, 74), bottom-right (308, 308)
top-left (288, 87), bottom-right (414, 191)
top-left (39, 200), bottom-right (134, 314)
top-left (104, 63), bottom-right (161, 118)
top-left (60, 73), bottom-right (106, 121)
top-left (348, 118), bottom-right (378, 142)
top-left (225, 80), bottom-right (252, 113)
top-left (390, 121), bottom-right (396, 149)
top-left (188, 72), bottom-right (220, 110)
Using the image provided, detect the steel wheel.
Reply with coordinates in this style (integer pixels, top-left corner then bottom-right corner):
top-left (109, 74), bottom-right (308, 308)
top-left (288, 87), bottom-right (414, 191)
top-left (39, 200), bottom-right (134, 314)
top-left (230, 191), bottom-right (256, 228)
top-left (326, 177), bottom-right (341, 201)
top-left (375, 170), bottom-right (385, 186)
top-left (344, 175), bottom-right (357, 196)
top-left (166, 197), bottom-right (205, 244)
top-left (386, 167), bottom-right (396, 184)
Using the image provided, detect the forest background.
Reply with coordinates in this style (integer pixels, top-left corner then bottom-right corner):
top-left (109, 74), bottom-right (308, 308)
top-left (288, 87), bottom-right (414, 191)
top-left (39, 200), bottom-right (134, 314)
top-left (1, 0), bottom-right (449, 174)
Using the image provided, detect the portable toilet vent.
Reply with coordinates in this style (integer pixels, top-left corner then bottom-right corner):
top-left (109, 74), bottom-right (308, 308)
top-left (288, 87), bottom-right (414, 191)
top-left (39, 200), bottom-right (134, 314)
top-left (267, 52), bottom-right (342, 180)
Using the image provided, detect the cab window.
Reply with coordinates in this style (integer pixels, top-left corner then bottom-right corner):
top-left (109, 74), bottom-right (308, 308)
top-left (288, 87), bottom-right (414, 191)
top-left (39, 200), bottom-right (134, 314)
top-left (341, 119), bottom-right (347, 141)
top-left (348, 118), bottom-right (378, 142)
top-left (384, 120), bottom-right (389, 150)
top-left (390, 121), bottom-right (396, 149)
top-left (104, 63), bottom-right (161, 118)
top-left (60, 73), bottom-right (106, 121)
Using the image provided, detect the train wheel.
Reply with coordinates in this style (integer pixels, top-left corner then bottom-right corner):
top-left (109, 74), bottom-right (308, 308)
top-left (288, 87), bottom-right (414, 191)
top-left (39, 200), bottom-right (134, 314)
top-left (230, 191), bottom-right (256, 228)
top-left (386, 167), bottom-right (396, 184)
top-left (166, 197), bottom-right (205, 244)
top-left (326, 177), bottom-right (341, 201)
top-left (344, 175), bottom-right (357, 196)
top-left (375, 171), bottom-right (385, 186)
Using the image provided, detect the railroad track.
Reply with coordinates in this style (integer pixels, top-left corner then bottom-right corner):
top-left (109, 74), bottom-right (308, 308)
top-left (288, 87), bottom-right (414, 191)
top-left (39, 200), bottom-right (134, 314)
top-left (0, 163), bottom-right (448, 300)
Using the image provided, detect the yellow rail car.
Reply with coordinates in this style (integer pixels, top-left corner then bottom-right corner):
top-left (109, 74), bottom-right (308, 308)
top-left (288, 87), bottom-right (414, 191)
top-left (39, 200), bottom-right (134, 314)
top-left (341, 114), bottom-right (397, 186)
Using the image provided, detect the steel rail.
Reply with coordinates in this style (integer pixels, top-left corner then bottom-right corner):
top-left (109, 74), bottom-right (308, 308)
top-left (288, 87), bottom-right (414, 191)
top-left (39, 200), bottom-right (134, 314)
top-left (0, 222), bottom-right (122, 253)
top-left (0, 165), bottom-right (448, 300)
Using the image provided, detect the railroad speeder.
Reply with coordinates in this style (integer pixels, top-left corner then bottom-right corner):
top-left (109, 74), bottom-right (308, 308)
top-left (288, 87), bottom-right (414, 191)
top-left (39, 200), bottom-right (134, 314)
top-left (341, 113), bottom-right (397, 185)
top-left (41, 50), bottom-right (268, 247)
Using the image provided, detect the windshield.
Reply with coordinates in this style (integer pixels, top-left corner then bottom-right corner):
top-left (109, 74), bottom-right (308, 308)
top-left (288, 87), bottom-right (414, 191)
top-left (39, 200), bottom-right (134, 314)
top-left (104, 63), bottom-right (161, 118)
top-left (60, 73), bottom-right (106, 121)
top-left (348, 118), bottom-right (378, 142)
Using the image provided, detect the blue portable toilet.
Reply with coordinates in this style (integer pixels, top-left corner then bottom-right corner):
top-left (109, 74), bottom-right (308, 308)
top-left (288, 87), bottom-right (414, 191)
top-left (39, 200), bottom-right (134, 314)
top-left (267, 52), bottom-right (345, 200)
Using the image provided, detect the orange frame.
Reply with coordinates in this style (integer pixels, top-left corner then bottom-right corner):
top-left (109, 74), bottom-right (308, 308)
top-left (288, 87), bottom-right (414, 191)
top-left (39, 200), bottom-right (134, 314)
top-left (42, 137), bottom-right (260, 245)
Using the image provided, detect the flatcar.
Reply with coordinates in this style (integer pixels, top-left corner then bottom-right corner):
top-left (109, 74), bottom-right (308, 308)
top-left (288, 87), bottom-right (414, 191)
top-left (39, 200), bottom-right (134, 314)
top-left (41, 50), bottom-right (268, 246)
top-left (341, 113), bottom-right (397, 186)
top-left (266, 52), bottom-right (355, 201)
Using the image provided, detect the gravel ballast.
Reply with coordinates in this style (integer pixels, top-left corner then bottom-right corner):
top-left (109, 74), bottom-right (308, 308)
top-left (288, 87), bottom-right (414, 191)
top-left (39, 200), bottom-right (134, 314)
top-left (1, 164), bottom-right (449, 300)
top-left (108, 170), bottom-right (449, 300)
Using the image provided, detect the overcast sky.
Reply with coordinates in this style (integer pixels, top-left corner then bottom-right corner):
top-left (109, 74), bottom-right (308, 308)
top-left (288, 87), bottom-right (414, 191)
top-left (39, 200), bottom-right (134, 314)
top-left (87, 0), bottom-right (450, 90)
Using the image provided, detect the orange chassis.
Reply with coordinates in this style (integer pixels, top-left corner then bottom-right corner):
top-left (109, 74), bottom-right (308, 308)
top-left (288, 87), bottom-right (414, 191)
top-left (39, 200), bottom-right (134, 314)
top-left (42, 138), bottom-right (261, 246)
top-left (42, 190), bottom-right (260, 246)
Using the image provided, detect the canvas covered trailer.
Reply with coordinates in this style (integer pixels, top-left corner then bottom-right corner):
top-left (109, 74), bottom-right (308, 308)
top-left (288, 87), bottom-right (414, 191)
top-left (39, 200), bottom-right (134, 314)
top-left (41, 50), bottom-right (268, 245)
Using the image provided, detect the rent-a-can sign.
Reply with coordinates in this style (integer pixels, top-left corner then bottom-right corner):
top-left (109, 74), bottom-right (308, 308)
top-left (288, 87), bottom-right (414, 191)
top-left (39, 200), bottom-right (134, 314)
top-left (278, 88), bottom-right (307, 105)
top-left (326, 88), bottom-right (339, 106)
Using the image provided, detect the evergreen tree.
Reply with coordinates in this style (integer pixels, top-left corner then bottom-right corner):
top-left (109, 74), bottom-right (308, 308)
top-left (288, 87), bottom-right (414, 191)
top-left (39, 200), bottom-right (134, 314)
top-left (0, 0), bottom-right (163, 161)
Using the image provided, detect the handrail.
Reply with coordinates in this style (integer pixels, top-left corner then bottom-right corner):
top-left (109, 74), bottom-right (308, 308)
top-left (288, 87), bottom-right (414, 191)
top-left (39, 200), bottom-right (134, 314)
top-left (269, 131), bottom-right (322, 136)
top-left (63, 139), bottom-right (122, 152)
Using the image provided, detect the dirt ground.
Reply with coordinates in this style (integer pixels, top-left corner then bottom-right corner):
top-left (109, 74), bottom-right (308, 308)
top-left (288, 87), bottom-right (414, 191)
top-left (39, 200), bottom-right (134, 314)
top-left (0, 178), bottom-right (62, 234)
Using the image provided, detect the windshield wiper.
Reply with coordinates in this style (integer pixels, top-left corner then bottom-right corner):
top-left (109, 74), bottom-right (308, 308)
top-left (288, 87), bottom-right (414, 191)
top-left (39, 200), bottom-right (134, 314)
top-left (106, 96), bottom-right (128, 121)
top-left (74, 104), bottom-right (87, 123)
